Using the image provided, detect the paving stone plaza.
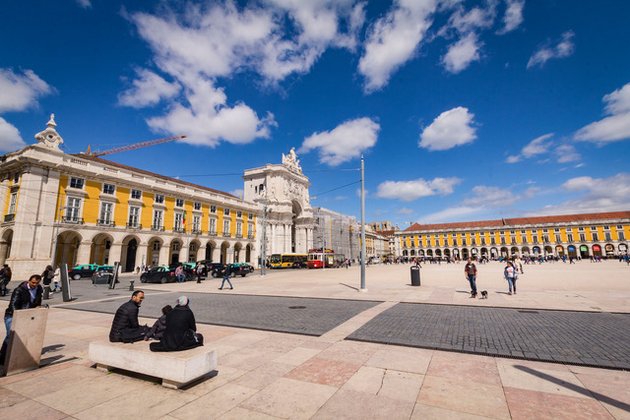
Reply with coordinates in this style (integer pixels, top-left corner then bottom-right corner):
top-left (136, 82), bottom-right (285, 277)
top-left (1, 260), bottom-right (630, 418)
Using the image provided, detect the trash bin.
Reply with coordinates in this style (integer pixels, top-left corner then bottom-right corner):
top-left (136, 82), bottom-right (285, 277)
top-left (410, 266), bottom-right (421, 286)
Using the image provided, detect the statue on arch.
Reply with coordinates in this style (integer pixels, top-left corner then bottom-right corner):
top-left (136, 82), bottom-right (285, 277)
top-left (282, 147), bottom-right (302, 173)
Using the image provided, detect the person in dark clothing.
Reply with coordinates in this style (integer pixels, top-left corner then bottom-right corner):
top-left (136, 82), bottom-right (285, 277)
top-left (109, 290), bottom-right (149, 343)
top-left (219, 264), bottom-right (233, 290)
top-left (145, 305), bottom-right (172, 341)
top-left (150, 296), bottom-right (203, 352)
top-left (1, 274), bottom-right (44, 364)
top-left (0, 264), bottom-right (13, 296)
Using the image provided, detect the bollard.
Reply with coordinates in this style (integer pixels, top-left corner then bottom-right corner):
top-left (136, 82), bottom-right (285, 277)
top-left (129, 280), bottom-right (135, 292)
top-left (43, 285), bottom-right (51, 300)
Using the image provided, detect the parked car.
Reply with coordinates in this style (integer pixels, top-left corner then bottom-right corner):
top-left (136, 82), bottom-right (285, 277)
top-left (214, 262), bottom-right (255, 278)
top-left (140, 266), bottom-right (177, 284)
top-left (69, 264), bottom-right (113, 280)
top-left (91, 266), bottom-right (115, 285)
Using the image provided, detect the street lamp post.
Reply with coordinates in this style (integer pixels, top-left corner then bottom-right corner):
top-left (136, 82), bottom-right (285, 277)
top-left (360, 155), bottom-right (367, 291)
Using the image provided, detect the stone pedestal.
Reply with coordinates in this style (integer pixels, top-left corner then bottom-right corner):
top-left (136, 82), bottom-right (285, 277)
top-left (3, 307), bottom-right (49, 376)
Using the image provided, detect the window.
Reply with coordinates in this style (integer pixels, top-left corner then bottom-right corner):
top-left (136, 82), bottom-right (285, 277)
top-left (175, 198), bottom-right (184, 207)
top-left (209, 218), bottom-right (217, 234)
top-left (128, 206), bottom-right (140, 227)
top-left (155, 194), bottom-right (164, 204)
top-left (70, 177), bottom-right (84, 189)
top-left (174, 212), bottom-right (184, 230)
top-left (8, 192), bottom-right (17, 214)
top-left (102, 183), bottom-right (115, 195)
top-left (152, 241), bottom-right (160, 251)
top-left (192, 215), bottom-right (201, 232)
top-left (590, 226), bottom-right (596, 231)
top-left (224, 208), bottom-right (230, 216)
top-left (578, 227), bottom-right (584, 231)
top-left (567, 234), bottom-right (573, 242)
top-left (237, 210), bottom-right (242, 218)
top-left (66, 197), bottom-right (81, 221)
top-left (131, 189), bottom-right (142, 199)
top-left (543, 229), bottom-right (548, 233)
top-left (579, 233), bottom-right (586, 242)
top-left (223, 219), bottom-right (230, 236)
top-left (605, 232), bottom-right (612, 241)
top-left (604, 225), bottom-right (610, 230)
top-left (543, 235), bottom-right (549, 243)
top-left (248, 213), bottom-right (253, 219)
top-left (592, 232), bottom-right (599, 241)
top-left (13, 173), bottom-right (20, 183)
top-left (521, 230), bottom-right (526, 234)
top-left (152, 210), bottom-right (163, 230)
top-left (554, 228), bottom-right (560, 232)
top-left (210, 205), bottom-right (216, 213)
top-left (619, 232), bottom-right (626, 241)
top-left (248, 222), bottom-right (254, 237)
top-left (510, 230), bottom-right (515, 234)
top-left (236, 221), bottom-right (242, 237)
top-left (616, 225), bottom-right (623, 230)
top-left (99, 202), bottom-right (113, 225)
top-left (194, 202), bottom-right (201, 211)
top-left (532, 236), bottom-right (538, 244)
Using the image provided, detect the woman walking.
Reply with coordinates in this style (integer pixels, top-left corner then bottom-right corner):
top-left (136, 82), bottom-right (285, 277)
top-left (504, 261), bottom-right (517, 295)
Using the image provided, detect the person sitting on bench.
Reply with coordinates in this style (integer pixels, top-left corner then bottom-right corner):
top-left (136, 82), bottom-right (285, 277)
top-left (109, 290), bottom-right (149, 343)
top-left (145, 305), bottom-right (172, 341)
top-left (150, 296), bottom-right (203, 352)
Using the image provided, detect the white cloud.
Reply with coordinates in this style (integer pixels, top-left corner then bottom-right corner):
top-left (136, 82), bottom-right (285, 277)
top-left (0, 117), bottom-right (26, 152)
top-left (527, 30), bottom-right (575, 69)
top-left (419, 106), bottom-right (477, 151)
top-left (0, 68), bottom-right (53, 113)
top-left (358, 0), bottom-right (438, 93)
top-left (76, 0), bottom-right (91, 8)
top-left (498, 0), bottom-right (524, 34)
top-left (376, 177), bottom-right (460, 201)
top-left (463, 185), bottom-right (518, 207)
top-left (554, 144), bottom-right (580, 163)
top-left (447, 4), bottom-right (496, 34)
top-left (419, 205), bottom-right (481, 223)
top-left (118, 69), bottom-right (180, 108)
top-left (230, 188), bottom-right (244, 199)
top-left (125, 2), bottom-right (364, 146)
top-left (442, 32), bottom-right (482, 73)
top-left (574, 82), bottom-right (630, 143)
top-left (398, 207), bottom-right (414, 215)
top-left (533, 173), bottom-right (630, 215)
top-left (506, 133), bottom-right (580, 164)
top-left (299, 117), bottom-right (379, 166)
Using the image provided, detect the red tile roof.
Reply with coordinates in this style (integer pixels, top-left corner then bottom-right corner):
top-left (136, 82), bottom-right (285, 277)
top-left (403, 211), bottom-right (630, 232)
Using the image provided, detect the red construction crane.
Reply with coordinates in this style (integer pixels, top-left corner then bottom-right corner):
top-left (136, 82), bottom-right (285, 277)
top-left (84, 134), bottom-right (187, 157)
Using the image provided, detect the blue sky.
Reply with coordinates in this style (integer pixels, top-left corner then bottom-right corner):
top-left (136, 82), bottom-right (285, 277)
top-left (1, 0), bottom-right (629, 228)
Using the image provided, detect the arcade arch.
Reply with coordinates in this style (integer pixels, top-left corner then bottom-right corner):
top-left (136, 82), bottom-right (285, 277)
top-left (0, 229), bottom-right (13, 266)
top-left (89, 233), bottom-right (113, 265)
top-left (121, 235), bottom-right (140, 272)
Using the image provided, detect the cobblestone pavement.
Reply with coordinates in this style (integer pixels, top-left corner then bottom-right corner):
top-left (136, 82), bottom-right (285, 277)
top-left (59, 291), bottom-right (381, 336)
top-left (347, 303), bottom-right (630, 370)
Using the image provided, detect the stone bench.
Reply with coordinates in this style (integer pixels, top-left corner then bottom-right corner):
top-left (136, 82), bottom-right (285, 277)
top-left (88, 340), bottom-right (217, 389)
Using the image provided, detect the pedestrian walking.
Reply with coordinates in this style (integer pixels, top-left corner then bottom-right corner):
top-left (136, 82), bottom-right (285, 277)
top-left (0, 264), bottom-right (12, 297)
top-left (174, 264), bottom-right (185, 283)
top-left (464, 258), bottom-right (477, 298)
top-left (219, 264), bottom-right (234, 290)
top-left (504, 261), bottom-right (517, 295)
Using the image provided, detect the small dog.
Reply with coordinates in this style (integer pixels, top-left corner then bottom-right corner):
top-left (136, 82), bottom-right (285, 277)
top-left (480, 290), bottom-right (488, 299)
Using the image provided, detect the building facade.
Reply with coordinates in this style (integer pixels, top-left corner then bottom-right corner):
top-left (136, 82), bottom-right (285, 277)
top-left (396, 212), bottom-right (630, 260)
top-left (0, 116), bottom-right (328, 279)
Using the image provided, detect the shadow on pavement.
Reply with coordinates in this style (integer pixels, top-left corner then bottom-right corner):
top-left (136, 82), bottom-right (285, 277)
top-left (514, 365), bottom-right (630, 412)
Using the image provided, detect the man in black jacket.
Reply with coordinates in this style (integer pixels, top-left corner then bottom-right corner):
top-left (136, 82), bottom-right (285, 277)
top-left (109, 290), bottom-right (149, 343)
top-left (150, 296), bottom-right (203, 352)
top-left (1, 274), bottom-right (44, 363)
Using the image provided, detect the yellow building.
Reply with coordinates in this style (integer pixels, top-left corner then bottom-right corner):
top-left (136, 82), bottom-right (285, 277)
top-left (396, 212), bottom-right (630, 260)
top-left (0, 115), bottom-right (260, 278)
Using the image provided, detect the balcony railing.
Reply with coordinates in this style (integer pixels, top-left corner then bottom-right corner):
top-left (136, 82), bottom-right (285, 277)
top-left (151, 225), bottom-right (165, 231)
top-left (97, 219), bottom-right (115, 227)
top-left (3, 214), bottom-right (15, 222)
top-left (222, 232), bottom-right (231, 237)
top-left (236, 233), bottom-right (243, 238)
top-left (209, 229), bottom-right (217, 236)
top-left (62, 216), bottom-right (84, 224)
top-left (126, 223), bottom-right (142, 229)
top-left (173, 227), bottom-right (185, 233)
top-left (192, 229), bottom-right (202, 235)
top-left (248, 233), bottom-right (255, 239)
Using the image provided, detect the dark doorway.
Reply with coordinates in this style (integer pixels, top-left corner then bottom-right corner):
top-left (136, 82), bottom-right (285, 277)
top-left (125, 239), bottom-right (138, 272)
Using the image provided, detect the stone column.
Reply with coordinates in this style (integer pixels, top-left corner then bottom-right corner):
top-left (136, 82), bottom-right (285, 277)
top-left (137, 243), bottom-right (148, 267)
top-left (76, 241), bottom-right (92, 265)
top-left (197, 244), bottom-right (206, 262)
top-left (108, 242), bottom-right (123, 266)
top-left (211, 245), bottom-right (219, 263)
top-left (158, 240), bottom-right (170, 266)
